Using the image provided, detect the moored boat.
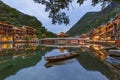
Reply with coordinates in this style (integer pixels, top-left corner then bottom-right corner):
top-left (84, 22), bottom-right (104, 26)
top-left (44, 52), bottom-right (79, 62)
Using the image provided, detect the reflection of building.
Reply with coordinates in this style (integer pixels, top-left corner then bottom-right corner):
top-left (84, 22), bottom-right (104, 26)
top-left (91, 44), bottom-right (106, 61)
top-left (0, 22), bottom-right (36, 42)
top-left (59, 48), bottom-right (65, 53)
top-left (0, 43), bottom-right (37, 60)
top-left (76, 52), bottom-right (120, 80)
top-left (0, 44), bottom-right (13, 49)
top-left (0, 48), bottom-right (42, 80)
top-left (57, 47), bottom-right (68, 53)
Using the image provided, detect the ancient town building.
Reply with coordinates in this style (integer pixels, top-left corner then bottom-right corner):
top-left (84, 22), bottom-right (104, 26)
top-left (0, 22), bottom-right (36, 42)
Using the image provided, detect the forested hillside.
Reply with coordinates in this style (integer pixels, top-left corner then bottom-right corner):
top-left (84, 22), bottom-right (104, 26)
top-left (67, 2), bottom-right (120, 36)
top-left (0, 1), bottom-right (55, 38)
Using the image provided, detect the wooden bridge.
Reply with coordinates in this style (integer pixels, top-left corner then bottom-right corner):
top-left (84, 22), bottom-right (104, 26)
top-left (40, 37), bottom-right (90, 45)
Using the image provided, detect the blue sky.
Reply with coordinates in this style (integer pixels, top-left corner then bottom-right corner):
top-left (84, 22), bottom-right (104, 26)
top-left (2, 0), bottom-right (101, 34)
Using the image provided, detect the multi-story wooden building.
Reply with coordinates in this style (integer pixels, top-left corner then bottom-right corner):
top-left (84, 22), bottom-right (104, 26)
top-left (13, 27), bottom-right (26, 42)
top-left (22, 25), bottom-right (35, 36)
top-left (89, 21), bottom-right (118, 41)
top-left (114, 14), bottom-right (120, 40)
top-left (0, 22), bottom-right (36, 42)
top-left (0, 22), bottom-right (14, 42)
top-left (86, 13), bottom-right (120, 42)
top-left (22, 25), bottom-right (35, 41)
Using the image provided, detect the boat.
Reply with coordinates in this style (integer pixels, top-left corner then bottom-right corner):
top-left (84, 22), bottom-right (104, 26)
top-left (101, 46), bottom-right (116, 50)
top-left (44, 51), bottom-right (79, 62)
top-left (109, 50), bottom-right (120, 57)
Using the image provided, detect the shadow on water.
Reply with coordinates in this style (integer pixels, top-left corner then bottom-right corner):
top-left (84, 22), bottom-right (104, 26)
top-left (0, 43), bottom-right (54, 80)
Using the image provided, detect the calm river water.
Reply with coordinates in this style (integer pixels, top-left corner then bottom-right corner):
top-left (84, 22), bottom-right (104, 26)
top-left (0, 43), bottom-right (119, 80)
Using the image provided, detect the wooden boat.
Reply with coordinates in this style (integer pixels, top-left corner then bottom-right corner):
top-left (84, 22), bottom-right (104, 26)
top-left (109, 50), bottom-right (120, 57)
top-left (102, 46), bottom-right (116, 50)
top-left (44, 52), bottom-right (79, 62)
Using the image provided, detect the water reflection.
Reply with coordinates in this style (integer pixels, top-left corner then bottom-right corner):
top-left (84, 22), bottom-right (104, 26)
top-left (0, 43), bottom-right (119, 80)
top-left (45, 58), bottom-right (75, 68)
top-left (43, 44), bottom-right (120, 80)
top-left (88, 44), bottom-right (108, 61)
top-left (76, 52), bottom-right (119, 80)
top-left (0, 43), bottom-right (53, 80)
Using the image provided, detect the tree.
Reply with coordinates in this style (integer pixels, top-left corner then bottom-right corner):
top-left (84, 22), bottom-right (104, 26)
top-left (33, 0), bottom-right (120, 25)
top-left (34, 0), bottom-right (71, 25)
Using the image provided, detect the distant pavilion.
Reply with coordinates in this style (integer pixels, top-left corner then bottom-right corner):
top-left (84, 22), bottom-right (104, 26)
top-left (57, 32), bottom-right (69, 37)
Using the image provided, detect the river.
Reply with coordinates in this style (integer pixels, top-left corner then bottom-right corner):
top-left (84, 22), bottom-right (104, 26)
top-left (0, 43), bottom-right (119, 80)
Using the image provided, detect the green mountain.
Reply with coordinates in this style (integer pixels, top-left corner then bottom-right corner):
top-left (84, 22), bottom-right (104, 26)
top-left (67, 2), bottom-right (120, 36)
top-left (0, 1), bottom-right (55, 38)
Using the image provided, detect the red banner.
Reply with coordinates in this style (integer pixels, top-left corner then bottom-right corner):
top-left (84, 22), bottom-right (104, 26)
top-left (116, 39), bottom-right (120, 44)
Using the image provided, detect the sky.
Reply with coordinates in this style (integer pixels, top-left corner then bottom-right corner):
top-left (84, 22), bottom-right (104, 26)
top-left (1, 0), bottom-right (101, 34)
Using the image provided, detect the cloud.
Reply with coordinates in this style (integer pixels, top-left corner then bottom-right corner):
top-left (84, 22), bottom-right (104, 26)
top-left (1, 0), bottom-right (101, 34)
